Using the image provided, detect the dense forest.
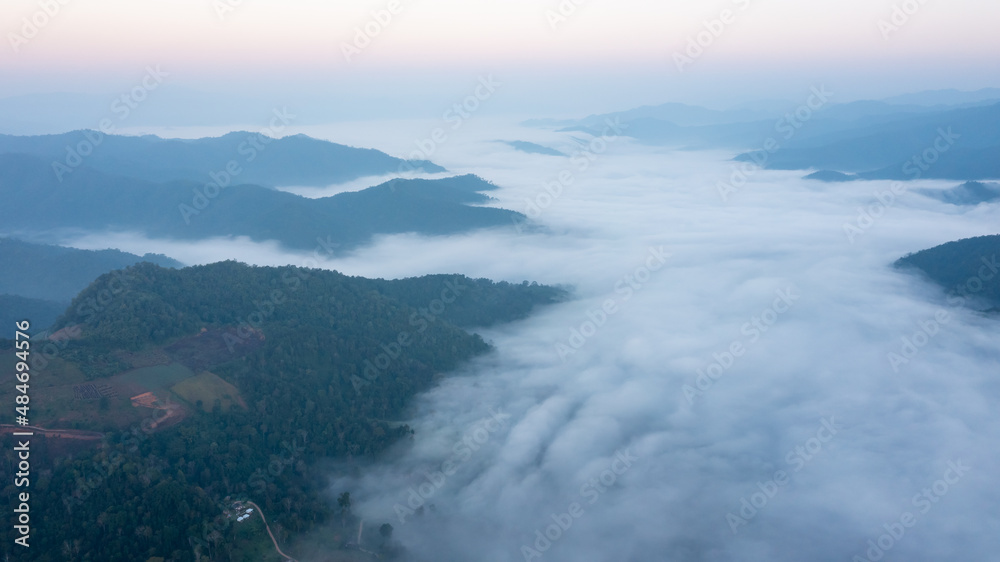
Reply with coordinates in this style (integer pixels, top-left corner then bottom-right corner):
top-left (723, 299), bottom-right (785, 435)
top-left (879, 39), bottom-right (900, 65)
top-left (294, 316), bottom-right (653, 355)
top-left (0, 261), bottom-right (565, 561)
top-left (895, 234), bottom-right (1000, 309)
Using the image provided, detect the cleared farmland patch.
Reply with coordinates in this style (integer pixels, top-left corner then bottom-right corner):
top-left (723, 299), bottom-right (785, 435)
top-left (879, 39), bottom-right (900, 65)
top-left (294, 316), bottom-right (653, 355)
top-left (171, 371), bottom-right (247, 412)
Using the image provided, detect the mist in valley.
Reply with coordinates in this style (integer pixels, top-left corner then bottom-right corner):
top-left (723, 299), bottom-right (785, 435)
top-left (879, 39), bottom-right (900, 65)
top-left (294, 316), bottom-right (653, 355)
top-left (49, 121), bottom-right (1000, 561)
top-left (3, 1), bottom-right (1000, 560)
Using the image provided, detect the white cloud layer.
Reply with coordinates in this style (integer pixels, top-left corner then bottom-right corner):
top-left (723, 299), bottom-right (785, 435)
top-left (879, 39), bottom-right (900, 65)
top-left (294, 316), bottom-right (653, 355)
top-left (61, 122), bottom-right (1000, 561)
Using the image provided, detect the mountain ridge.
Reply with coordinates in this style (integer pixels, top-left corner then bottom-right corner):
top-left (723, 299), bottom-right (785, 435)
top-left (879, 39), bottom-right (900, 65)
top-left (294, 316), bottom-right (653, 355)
top-left (0, 154), bottom-right (523, 252)
top-left (0, 130), bottom-right (445, 187)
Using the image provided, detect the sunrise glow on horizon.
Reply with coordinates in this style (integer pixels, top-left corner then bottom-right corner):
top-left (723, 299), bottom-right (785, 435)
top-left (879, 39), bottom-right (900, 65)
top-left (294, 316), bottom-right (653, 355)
top-left (1, 0), bottom-right (999, 117)
top-left (4, 1), bottom-right (999, 74)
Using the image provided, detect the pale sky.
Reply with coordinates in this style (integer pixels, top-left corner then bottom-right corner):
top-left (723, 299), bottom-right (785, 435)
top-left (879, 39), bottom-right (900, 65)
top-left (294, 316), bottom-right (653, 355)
top-left (2, 0), bottom-right (999, 117)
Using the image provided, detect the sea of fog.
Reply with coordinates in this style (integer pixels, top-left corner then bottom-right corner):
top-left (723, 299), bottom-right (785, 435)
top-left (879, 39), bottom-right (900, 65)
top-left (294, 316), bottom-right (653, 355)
top-left (68, 118), bottom-right (1000, 561)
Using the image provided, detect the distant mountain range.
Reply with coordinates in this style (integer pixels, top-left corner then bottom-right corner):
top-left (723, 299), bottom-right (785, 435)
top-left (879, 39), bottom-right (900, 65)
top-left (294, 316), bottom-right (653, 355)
top-left (0, 294), bottom-right (68, 337)
top-left (735, 102), bottom-right (1000, 181)
top-left (0, 237), bottom-right (180, 303)
top-left (540, 91), bottom-right (1000, 182)
top-left (0, 130), bottom-right (444, 187)
top-left (0, 130), bottom-right (528, 338)
top-left (548, 95), bottom-right (1000, 146)
top-left (804, 170), bottom-right (857, 182)
top-left (503, 141), bottom-right (566, 157)
top-left (880, 88), bottom-right (1000, 107)
top-left (809, 177), bottom-right (1000, 206)
top-left (0, 237), bottom-right (181, 335)
top-left (551, 102), bottom-right (783, 129)
top-left (916, 181), bottom-right (1000, 206)
top-left (0, 154), bottom-right (522, 253)
top-left (896, 235), bottom-right (1000, 311)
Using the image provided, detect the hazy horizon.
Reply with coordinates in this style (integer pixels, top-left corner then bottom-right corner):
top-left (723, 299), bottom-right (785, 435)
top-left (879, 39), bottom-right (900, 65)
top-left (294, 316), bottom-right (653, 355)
top-left (2, 2), bottom-right (999, 561)
top-left (4, 0), bottom-right (1000, 128)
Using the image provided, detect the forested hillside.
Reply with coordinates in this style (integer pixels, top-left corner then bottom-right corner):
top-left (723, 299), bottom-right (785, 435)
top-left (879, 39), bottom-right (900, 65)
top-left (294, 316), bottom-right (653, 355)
top-left (0, 261), bottom-right (565, 561)
top-left (895, 234), bottom-right (1000, 309)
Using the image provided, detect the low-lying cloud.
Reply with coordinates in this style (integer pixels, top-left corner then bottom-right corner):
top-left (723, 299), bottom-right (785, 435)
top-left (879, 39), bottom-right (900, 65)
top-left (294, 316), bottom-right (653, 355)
top-left (55, 121), bottom-right (1000, 561)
